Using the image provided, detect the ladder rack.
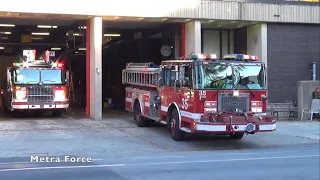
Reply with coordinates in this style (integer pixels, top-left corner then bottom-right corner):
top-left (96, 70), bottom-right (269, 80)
top-left (122, 62), bottom-right (161, 88)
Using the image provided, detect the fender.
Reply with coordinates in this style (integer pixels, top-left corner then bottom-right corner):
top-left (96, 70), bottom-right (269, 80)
top-left (134, 98), bottom-right (144, 116)
top-left (168, 102), bottom-right (182, 129)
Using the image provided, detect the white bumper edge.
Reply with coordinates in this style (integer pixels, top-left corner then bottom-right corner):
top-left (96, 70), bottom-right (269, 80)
top-left (12, 104), bottom-right (69, 109)
top-left (259, 123), bottom-right (276, 131)
top-left (195, 123), bottom-right (276, 132)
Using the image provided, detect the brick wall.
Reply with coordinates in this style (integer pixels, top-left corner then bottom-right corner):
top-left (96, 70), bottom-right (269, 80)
top-left (267, 23), bottom-right (320, 103)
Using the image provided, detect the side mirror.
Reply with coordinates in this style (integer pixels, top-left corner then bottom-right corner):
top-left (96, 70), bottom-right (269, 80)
top-left (65, 70), bottom-right (70, 84)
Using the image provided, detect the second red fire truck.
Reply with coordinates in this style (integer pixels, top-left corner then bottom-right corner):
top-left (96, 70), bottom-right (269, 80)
top-left (1, 49), bottom-right (70, 117)
top-left (123, 53), bottom-right (276, 141)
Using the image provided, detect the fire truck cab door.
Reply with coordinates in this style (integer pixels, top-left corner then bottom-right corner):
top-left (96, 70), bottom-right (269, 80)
top-left (5, 68), bottom-right (13, 107)
top-left (160, 64), bottom-right (192, 117)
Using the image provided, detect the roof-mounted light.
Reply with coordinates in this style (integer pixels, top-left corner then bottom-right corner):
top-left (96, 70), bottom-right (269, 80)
top-left (0, 24), bottom-right (15, 27)
top-left (0, 32), bottom-right (11, 35)
top-left (223, 54), bottom-right (259, 61)
top-left (51, 47), bottom-right (61, 50)
top-left (103, 34), bottom-right (120, 37)
top-left (37, 25), bottom-right (58, 28)
top-left (177, 53), bottom-right (217, 60)
top-left (197, 54), bottom-right (217, 60)
top-left (32, 32), bottom-right (50, 36)
top-left (210, 54), bottom-right (217, 60)
top-left (52, 62), bottom-right (63, 68)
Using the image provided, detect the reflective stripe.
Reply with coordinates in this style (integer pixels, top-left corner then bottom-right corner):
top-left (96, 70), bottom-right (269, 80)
top-left (56, 104), bottom-right (69, 108)
top-left (12, 104), bottom-right (69, 109)
top-left (29, 105), bottom-right (40, 109)
top-left (259, 123), bottom-right (276, 131)
top-left (161, 105), bottom-right (202, 119)
top-left (44, 104), bottom-right (55, 108)
top-left (12, 105), bottom-right (28, 109)
top-left (126, 98), bottom-right (133, 102)
top-left (196, 124), bottom-right (226, 131)
top-left (145, 102), bottom-right (150, 106)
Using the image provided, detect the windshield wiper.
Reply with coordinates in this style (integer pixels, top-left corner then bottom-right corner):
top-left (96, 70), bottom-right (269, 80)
top-left (26, 81), bottom-right (39, 84)
top-left (42, 80), bottom-right (59, 83)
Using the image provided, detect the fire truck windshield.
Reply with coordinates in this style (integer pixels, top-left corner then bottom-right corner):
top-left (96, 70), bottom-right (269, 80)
top-left (194, 63), bottom-right (266, 90)
top-left (14, 69), bottom-right (62, 84)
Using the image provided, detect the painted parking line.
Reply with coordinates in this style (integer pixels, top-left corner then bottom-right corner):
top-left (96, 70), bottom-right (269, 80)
top-left (0, 154), bottom-right (318, 172)
top-left (129, 149), bottom-right (320, 159)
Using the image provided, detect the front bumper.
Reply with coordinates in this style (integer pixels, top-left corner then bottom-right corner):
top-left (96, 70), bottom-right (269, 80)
top-left (194, 122), bottom-right (276, 133)
top-left (12, 102), bottom-right (69, 110)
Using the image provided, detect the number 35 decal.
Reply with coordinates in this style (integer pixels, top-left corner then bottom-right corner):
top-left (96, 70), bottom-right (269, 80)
top-left (199, 90), bottom-right (206, 96)
top-left (182, 98), bottom-right (188, 109)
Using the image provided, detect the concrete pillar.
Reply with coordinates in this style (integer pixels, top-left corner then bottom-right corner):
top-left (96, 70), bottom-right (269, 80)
top-left (181, 20), bottom-right (201, 57)
top-left (86, 17), bottom-right (102, 120)
top-left (247, 23), bottom-right (268, 66)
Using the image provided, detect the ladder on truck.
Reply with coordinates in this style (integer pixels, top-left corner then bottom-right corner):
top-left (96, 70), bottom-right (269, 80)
top-left (122, 62), bottom-right (161, 88)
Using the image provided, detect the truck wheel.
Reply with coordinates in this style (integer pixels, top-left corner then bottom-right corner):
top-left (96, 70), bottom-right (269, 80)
top-left (52, 110), bottom-right (62, 117)
top-left (134, 102), bottom-right (147, 127)
top-left (230, 132), bottom-right (244, 139)
top-left (170, 108), bottom-right (185, 141)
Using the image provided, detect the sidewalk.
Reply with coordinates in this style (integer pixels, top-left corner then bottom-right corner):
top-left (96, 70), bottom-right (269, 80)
top-left (275, 121), bottom-right (320, 141)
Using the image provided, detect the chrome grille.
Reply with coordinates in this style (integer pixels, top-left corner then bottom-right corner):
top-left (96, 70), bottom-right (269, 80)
top-left (28, 86), bottom-right (53, 103)
top-left (218, 93), bottom-right (250, 112)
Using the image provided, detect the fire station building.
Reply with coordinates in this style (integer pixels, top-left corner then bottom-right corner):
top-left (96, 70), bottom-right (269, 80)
top-left (0, 0), bottom-right (319, 120)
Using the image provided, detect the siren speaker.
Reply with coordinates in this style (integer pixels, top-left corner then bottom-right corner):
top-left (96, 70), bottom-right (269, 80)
top-left (160, 45), bottom-right (172, 57)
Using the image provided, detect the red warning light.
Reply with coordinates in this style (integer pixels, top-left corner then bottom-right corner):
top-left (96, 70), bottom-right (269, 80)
top-left (13, 63), bottom-right (16, 66)
top-left (57, 63), bottom-right (63, 68)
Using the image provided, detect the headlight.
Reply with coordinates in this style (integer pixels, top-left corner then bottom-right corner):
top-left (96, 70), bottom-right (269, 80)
top-left (233, 90), bottom-right (239, 97)
top-left (16, 90), bottom-right (27, 100)
top-left (54, 90), bottom-right (65, 101)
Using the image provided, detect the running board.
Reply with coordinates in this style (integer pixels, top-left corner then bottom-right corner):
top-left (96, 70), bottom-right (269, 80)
top-left (160, 121), bottom-right (167, 125)
top-left (181, 127), bottom-right (191, 133)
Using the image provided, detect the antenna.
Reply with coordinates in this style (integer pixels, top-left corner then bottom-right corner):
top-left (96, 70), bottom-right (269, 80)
top-left (188, 52), bottom-right (194, 58)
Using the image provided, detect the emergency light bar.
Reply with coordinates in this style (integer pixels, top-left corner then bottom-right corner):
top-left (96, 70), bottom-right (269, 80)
top-left (223, 54), bottom-right (258, 61)
top-left (13, 62), bottom-right (63, 68)
top-left (177, 53), bottom-right (217, 60)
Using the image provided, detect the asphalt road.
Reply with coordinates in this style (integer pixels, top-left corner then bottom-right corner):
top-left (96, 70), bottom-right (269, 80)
top-left (0, 143), bottom-right (319, 180)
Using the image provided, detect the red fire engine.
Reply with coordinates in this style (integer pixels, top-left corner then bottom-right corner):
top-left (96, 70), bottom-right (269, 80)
top-left (122, 53), bottom-right (276, 141)
top-left (0, 49), bottom-right (70, 116)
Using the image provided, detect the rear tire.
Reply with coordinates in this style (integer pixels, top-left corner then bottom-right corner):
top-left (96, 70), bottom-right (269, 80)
top-left (230, 132), bottom-right (244, 139)
top-left (133, 102), bottom-right (147, 127)
top-left (170, 108), bottom-right (185, 141)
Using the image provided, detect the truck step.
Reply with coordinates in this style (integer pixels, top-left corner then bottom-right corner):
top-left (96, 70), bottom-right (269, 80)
top-left (160, 120), bottom-right (167, 125)
top-left (181, 127), bottom-right (191, 133)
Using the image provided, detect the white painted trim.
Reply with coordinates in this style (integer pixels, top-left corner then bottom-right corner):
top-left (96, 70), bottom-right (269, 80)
top-left (56, 104), bottom-right (69, 108)
top-left (126, 98), bottom-right (133, 102)
top-left (196, 124), bottom-right (227, 131)
top-left (232, 125), bottom-right (248, 131)
top-left (12, 105), bottom-right (28, 109)
top-left (29, 105), bottom-right (40, 109)
top-left (161, 106), bottom-right (168, 112)
top-left (161, 105), bottom-right (203, 119)
top-left (44, 104), bottom-right (55, 108)
top-left (253, 113), bottom-right (267, 116)
top-left (259, 123), bottom-right (276, 131)
top-left (180, 111), bottom-right (202, 119)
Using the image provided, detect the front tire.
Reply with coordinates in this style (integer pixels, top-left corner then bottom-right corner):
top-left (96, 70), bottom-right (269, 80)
top-left (230, 132), bottom-right (244, 139)
top-left (170, 108), bottom-right (185, 141)
top-left (133, 102), bottom-right (147, 127)
top-left (52, 110), bottom-right (62, 117)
